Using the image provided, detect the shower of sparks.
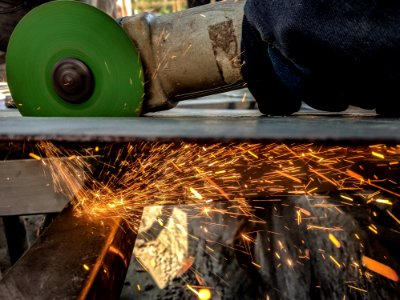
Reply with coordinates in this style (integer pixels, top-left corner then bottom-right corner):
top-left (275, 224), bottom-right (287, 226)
top-left (36, 142), bottom-right (400, 296)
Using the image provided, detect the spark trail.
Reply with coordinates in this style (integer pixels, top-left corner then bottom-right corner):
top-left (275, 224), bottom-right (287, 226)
top-left (36, 141), bottom-right (400, 298)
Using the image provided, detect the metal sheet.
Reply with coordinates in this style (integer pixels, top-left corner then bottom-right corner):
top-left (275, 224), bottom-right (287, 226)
top-left (0, 111), bottom-right (400, 143)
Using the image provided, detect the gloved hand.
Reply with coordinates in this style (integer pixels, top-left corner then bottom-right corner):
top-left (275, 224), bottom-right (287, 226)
top-left (241, 0), bottom-right (400, 116)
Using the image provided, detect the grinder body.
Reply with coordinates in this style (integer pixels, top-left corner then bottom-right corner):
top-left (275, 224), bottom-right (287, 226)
top-left (120, 0), bottom-right (245, 113)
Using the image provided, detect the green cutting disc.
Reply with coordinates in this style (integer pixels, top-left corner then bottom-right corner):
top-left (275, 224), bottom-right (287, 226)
top-left (6, 1), bottom-right (144, 117)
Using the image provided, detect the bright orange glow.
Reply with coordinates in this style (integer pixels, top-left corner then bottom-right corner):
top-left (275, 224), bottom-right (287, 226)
top-left (198, 288), bottom-right (212, 300)
top-left (362, 256), bottom-right (399, 282)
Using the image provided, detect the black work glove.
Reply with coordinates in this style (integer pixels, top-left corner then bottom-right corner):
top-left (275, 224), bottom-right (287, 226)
top-left (241, 0), bottom-right (400, 116)
top-left (241, 15), bottom-right (302, 116)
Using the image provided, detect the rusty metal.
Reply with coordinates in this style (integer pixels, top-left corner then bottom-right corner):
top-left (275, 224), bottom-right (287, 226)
top-left (0, 204), bottom-right (139, 300)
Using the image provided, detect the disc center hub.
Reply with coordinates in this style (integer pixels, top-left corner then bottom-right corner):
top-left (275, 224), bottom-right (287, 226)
top-left (52, 58), bottom-right (94, 104)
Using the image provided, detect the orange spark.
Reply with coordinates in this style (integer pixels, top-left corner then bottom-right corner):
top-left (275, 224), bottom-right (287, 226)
top-left (346, 170), bottom-right (364, 181)
top-left (190, 187), bottom-right (203, 200)
top-left (195, 273), bottom-right (205, 285)
top-left (300, 208), bottom-right (311, 216)
top-left (287, 259), bottom-right (293, 267)
top-left (186, 284), bottom-right (199, 295)
top-left (307, 225), bottom-right (344, 232)
top-left (347, 285), bottom-right (367, 293)
top-left (307, 187), bottom-right (318, 193)
top-left (387, 210), bottom-right (400, 225)
top-left (328, 233), bottom-right (341, 248)
top-left (171, 161), bottom-right (183, 172)
top-left (309, 167), bottom-right (338, 186)
top-left (329, 255), bottom-right (341, 268)
top-left (375, 199), bottom-right (392, 205)
top-left (29, 153), bottom-right (41, 160)
top-left (274, 170), bottom-right (302, 184)
top-left (297, 210), bottom-right (302, 225)
top-left (201, 173), bottom-right (230, 200)
top-left (362, 256), bottom-right (399, 282)
top-left (248, 150), bottom-right (259, 159)
top-left (371, 151), bottom-right (384, 159)
top-left (215, 170), bottom-right (226, 174)
top-left (340, 195), bottom-right (353, 202)
top-left (368, 225), bottom-right (378, 234)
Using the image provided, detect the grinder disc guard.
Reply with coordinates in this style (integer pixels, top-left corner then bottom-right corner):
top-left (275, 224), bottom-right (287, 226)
top-left (6, 1), bottom-right (144, 117)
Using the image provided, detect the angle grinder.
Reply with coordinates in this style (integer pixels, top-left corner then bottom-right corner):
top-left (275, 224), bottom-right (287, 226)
top-left (6, 0), bottom-right (244, 117)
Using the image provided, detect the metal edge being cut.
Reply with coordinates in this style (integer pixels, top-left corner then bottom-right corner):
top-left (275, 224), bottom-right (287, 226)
top-left (6, 1), bottom-right (144, 117)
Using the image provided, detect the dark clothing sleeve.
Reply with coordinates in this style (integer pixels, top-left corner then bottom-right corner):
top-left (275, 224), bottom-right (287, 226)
top-left (241, 0), bottom-right (400, 116)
